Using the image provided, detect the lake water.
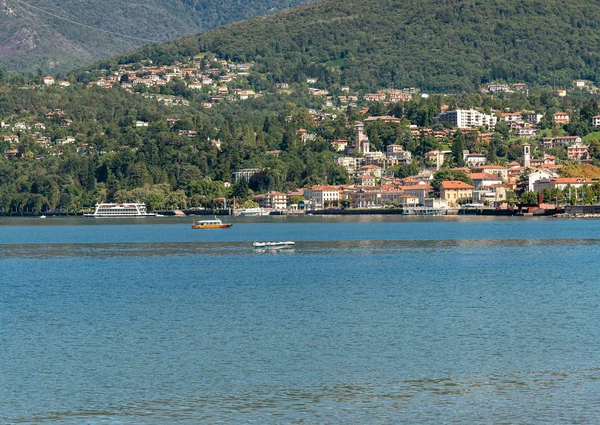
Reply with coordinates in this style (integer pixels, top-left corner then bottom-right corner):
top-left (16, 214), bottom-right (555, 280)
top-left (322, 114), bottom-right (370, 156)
top-left (1, 216), bottom-right (600, 424)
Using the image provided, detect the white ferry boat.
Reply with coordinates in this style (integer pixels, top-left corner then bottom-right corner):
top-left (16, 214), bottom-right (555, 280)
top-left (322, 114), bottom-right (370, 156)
top-left (238, 207), bottom-right (269, 216)
top-left (84, 203), bottom-right (157, 218)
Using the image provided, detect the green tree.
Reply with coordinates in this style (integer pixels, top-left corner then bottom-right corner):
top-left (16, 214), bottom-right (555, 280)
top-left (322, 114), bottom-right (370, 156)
top-left (519, 191), bottom-right (538, 204)
top-left (588, 139), bottom-right (600, 159)
top-left (494, 122), bottom-right (510, 139)
top-left (232, 179), bottom-right (249, 199)
top-left (431, 170), bottom-right (473, 196)
top-left (451, 132), bottom-right (466, 166)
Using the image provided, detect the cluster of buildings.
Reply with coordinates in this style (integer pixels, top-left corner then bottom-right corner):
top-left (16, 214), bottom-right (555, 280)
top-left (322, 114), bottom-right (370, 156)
top-left (89, 57), bottom-right (256, 108)
top-left (363, 88), bottom-right (415, 103)
top-left (332, 120), bottom-right (413, 179)
top-left (250, 184), bottom-right (429, 211)
top-left (8, 61), bottom-right (600, 209)
top-left (482, 80), bottom-right (600, 95)
top-left (236, 138), bottom-right (597, 212)
top-left (0, 111), bottom-right (79, 159)
top-left (435, 106), bottom-right (597, 165)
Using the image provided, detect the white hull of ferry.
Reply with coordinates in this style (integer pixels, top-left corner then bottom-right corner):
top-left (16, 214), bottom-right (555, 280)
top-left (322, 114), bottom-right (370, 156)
top-left (84, 203), bottom-right (156, 218)
top-left (237, 208), bottom-right (269, 216)
top-left (85, 215), bottom-right (155, 218)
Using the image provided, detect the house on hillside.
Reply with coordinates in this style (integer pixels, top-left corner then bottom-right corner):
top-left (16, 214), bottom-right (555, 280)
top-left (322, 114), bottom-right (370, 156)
top-left (469, 173), bottom-right (503, 190)
top-left (389, 92), bottom-right (412, 102)
top-left (553, 136), bottom-right (581, 146)
top-left (363, 92), bottom-right (387, 102)
top-left (355, 175), bottom-right (377, 187)
top-left (463, 151), bottom-right (487, 166)
top-left (386, 144), bottom-right (412, 165)
top-left (529, 154), bottom-right (556, 168)
top-left (553, 111), bottom-right (570, 125)
top-left (440, 181), bottom-right (474, 206)
top-left (5, 149), bottom-right (19, 159)
top-left (567, 143), bottom-right (590, 161)
top-left (331, 140), bottom-right (348, 152)
top-left (364, 115), bottom-right (400, 123)
top-left (527, 113), bottom-right (544, 124)
top-left (500, 112), bottom-right (522, 123)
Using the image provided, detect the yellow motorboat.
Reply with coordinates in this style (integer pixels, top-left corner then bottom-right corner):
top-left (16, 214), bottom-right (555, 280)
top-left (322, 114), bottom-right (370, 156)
top-left (192, 217), bottom-right (233, 229)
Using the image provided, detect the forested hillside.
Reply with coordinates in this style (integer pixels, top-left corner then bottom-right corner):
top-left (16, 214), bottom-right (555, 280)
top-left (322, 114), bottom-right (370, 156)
top-left (0, 0), bottom-right (314, 74)
top-left (0, 79), bottom-right (354, 213)
top-left (4, 0), bottom-right (600, 214)
top-left (123, 0), bottom-right (600, 91)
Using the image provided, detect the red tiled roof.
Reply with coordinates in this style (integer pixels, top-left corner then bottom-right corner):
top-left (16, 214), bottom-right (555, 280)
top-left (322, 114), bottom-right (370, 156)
top-left (478, 165), bottom-right (506, 169)
top-left (469, 172), bottom-right (502, 180)
top-left (310, 186), bottom-right (340, 191)
top-left (441, 181), bottom-right (474, 190)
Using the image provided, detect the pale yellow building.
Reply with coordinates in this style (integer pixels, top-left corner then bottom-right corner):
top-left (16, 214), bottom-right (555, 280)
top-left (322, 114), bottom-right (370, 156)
top-left (440, 181), bottom-right (474, 206)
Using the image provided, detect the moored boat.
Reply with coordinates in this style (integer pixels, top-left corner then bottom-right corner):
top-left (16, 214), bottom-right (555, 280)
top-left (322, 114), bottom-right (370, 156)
top-left (84, 203), bottom-right (156, 218)
top-left (238, 207), bottom-right (269, 216)
top-left (192, 217), bottom-right (233, 229)
top-left (253, 241), bottom-right (295, 249)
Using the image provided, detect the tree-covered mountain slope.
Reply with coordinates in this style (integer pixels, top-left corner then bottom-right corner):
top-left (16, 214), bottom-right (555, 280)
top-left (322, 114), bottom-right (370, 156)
top-left (124, 0), bottom-right (600, 91)
top-left (0, 0), bottom-right (315, 74)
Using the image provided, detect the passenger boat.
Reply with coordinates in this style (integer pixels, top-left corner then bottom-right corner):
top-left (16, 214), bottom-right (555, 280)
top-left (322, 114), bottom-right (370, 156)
top-left (192, 217), bottom-right (233, 229)
top-left (238, 207), bottom-right (269, 216)
top-left (84, 203), bottom-right (156, 218)
top-left (253, 241), bottom-right (295, 249)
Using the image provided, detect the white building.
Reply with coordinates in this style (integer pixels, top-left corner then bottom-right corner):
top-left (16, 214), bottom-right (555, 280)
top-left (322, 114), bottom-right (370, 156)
top-left (527, 169), bottom-right (559, 191)
top-left (463, 151), bottom-right (487, 166)
top-left (233, 168), bottom-right (260, 182)
top-left (517, 128), bottom-right (538, 138)
top-left (437, 109), bottom-right (497, 130)
top-left (334, 156), bottom-right (361, 175)
top-left (470, 172), bottom-right (503, 189)
top-left (264, 191), bottom-right (288, 210)
top-left (303, 186), bottom-right (340, 209)
top-left (386, 144), bottom-right (412, 164)
top-left (527, 113), bottom-right (544, 124)
top-left (42, 76), bottom-right (55, 86)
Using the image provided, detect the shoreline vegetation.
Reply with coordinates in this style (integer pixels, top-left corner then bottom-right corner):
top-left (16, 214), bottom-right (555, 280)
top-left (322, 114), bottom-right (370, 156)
top-left (0, 206), bottom-right (588, 218)
top-left (4, 2), bottom-right (600, 218)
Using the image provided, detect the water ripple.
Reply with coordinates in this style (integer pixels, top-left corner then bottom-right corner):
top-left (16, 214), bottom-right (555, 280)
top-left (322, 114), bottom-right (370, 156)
top-left (11, 368), bottom-right (600, 424)
top-left (1, 238), bottom-right (600, 259)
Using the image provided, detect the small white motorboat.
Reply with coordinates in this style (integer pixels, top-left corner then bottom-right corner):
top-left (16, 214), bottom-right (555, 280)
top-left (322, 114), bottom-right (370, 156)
top-left (39, 215), bottom-right (47, 219)
top-left (253, 241), bottom-right (295, 249)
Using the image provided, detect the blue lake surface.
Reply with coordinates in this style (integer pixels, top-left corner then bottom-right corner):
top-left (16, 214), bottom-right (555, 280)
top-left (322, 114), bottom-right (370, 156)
top-left (1, 216), bottom-right (600, 424)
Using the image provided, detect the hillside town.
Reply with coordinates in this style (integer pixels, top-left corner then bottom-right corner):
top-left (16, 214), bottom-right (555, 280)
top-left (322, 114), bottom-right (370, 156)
top-left (2, 54), bottom-right (600, 215)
